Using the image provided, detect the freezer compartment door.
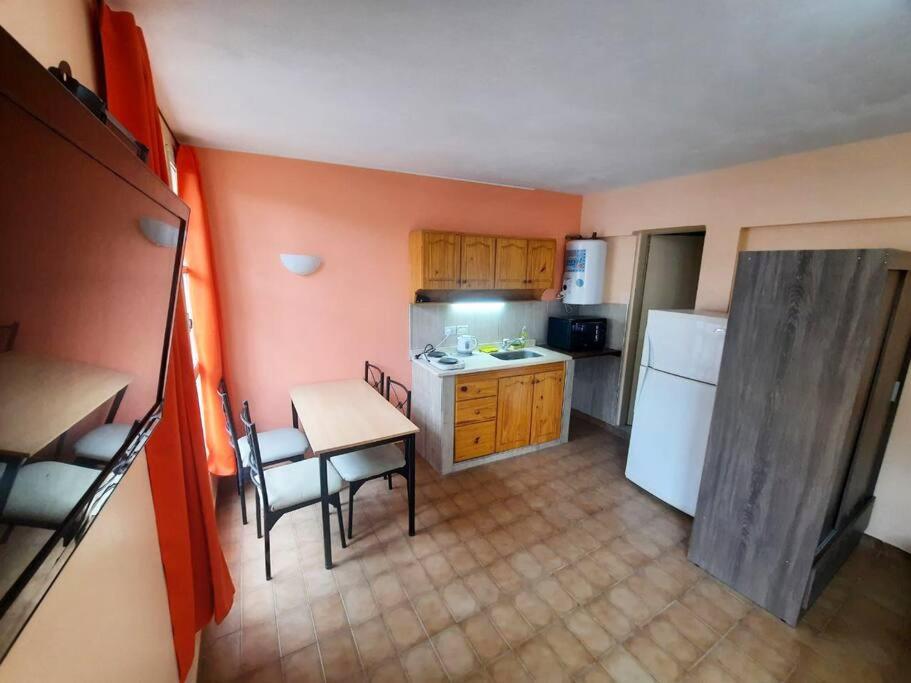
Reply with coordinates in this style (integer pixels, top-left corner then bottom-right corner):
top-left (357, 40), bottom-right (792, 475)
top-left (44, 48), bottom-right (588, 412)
top-left (625, 366), bottom-right (717, 515)
top-left (641, 309), bottom-right (726, 384)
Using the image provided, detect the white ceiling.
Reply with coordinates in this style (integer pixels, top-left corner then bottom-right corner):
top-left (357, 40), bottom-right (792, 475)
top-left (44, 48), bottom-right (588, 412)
top-left (117, 0), bottom-right (911, 193)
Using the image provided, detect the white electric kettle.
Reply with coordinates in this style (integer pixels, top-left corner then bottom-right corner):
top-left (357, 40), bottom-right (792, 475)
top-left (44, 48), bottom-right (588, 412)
top-left (456, 334), bottom-right (478, 354)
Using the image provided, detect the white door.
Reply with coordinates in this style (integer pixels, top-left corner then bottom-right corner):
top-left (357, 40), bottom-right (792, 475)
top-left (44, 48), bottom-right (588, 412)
top-left (642, 310), bottom-right (726, 384)
top-left (625, 365), bottom-right (717, 515)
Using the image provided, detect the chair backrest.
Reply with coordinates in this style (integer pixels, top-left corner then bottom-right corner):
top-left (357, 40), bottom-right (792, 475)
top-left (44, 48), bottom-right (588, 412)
top-left (385, 377), bottom-right (412, 419)
top-left (364, 360), bottom-right (385, 394)
top-left (216, 379), bottom-right (244, 473)
top-left (239, 400), bottom-right (270, 511)
top-left (1, 321), bottom-right (19, 352)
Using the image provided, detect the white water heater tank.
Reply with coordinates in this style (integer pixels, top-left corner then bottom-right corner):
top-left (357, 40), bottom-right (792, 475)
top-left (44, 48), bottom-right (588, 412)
top-left (561, 239), bottom-right (607, 305)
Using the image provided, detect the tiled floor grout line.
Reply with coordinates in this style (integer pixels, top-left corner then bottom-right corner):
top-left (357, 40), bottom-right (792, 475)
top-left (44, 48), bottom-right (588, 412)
top-left (203, 426), bottom-right (908, 682)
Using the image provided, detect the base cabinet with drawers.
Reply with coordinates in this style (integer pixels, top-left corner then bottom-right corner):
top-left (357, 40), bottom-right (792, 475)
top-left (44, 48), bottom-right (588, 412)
top-left (453, 363), bottom-right (565, 462)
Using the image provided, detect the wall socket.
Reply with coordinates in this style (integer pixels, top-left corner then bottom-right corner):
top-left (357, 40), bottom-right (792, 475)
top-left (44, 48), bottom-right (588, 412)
top-left (444, 324), bottom-right (470, 336)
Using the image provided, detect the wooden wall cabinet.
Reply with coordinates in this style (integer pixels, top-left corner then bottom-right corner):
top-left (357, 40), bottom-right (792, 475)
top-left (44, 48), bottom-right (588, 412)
top-left (410, 230), bottom-right (556, 297)
top-left (453, 363), bottom-right (565, 463)
top-left (460, 235), bottom-right (496, 288)
top-left (411, 231), bottom-right (461, 290)
top-left (689, 249), bottom-right (911, 626)
top-left (526, 239), bottom-right (556, 289)
top-left (495, 238), bottom-right (529, 289)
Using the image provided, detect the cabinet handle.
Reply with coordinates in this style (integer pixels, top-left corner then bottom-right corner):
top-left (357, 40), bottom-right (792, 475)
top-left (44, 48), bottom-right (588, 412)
top-left (460, 386), bottom-right (467, 392)
top-left (474, 437), bottom-right (480, 444)
top-left (474, 410), bottom-right (480, 415)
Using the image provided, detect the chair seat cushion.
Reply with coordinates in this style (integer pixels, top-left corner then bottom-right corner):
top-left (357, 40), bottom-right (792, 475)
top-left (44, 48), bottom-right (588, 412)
top-left (331, 443), bottom-right (405, 483)
top-left (239, 428), bottom-right (309, 466)
top-left (0, 462), bottom-right (98, 526)
top-left (73, 423), bottom-right (132, 462)
top-left (264, 458), bottom-right (344, 511)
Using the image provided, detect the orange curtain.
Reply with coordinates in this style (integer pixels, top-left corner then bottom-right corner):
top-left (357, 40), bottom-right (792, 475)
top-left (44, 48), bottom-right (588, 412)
top-left (99, 4), bottom-right (235, 681)
top-left (176, 146), bottom-right (235, 476)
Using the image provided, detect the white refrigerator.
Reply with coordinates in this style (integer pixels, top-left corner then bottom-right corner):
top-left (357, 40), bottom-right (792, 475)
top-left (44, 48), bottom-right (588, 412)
top-left (625, 309), bottom-right (727, 515)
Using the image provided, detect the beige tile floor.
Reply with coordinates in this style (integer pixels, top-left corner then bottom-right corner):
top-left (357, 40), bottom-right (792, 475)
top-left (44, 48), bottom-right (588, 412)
top-left (200, 419), bottom-right (911, 683)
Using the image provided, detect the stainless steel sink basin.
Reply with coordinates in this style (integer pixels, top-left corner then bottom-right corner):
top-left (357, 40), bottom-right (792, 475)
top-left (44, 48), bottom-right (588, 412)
top-left (490, 350), bottom-right (543, 361)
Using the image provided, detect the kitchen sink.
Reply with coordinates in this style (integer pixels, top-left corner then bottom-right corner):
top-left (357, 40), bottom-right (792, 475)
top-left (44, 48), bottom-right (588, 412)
top-left (490, 350), bottom-right (543, 361)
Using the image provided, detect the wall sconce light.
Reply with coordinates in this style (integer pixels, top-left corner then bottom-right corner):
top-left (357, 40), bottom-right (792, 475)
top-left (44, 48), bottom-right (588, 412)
top-left (280, 253), bottom-right (322, 276)
top-left (139, 217), bottom-right (180, 247)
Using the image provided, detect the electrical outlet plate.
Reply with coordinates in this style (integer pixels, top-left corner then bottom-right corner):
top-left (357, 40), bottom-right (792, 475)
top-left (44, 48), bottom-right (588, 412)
top-left (456, 325), bottom-right (469, 335)
top-left (444, 325), bottom-right (457, 336)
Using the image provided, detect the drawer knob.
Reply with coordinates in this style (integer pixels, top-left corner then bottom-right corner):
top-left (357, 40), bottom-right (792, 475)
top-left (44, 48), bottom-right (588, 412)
top-left (474, 437), bottom-right (480, 444)
top-left (474, 410), bottom-right (480, 415)
top-left (460, 386), bottom-right (467, 392)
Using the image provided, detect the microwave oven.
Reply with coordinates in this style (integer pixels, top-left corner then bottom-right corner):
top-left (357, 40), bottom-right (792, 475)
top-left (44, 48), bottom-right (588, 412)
top-left (546, 316), bottom-right (607, 352)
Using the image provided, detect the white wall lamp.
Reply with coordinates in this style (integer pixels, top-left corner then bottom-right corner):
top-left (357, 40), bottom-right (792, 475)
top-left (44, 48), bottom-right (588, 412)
top-left (139, 217), bottom-right (180, 248)
top-left (280, 253), bottom-right (323, 276)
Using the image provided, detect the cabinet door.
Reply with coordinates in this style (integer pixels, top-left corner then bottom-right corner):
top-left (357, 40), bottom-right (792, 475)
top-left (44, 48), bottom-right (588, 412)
top-left (422, 232), bottom-right (461, 288)
top-left (526, 239), bottom-right (556, 289)
top-left (495, 238), bottom-right (528, 289)
top-left (460, 235), bottom-right (496, 289)
top-left (530, 369), bottom-right (564, 444)
top-left (495, 374), bottom-right (533, 451)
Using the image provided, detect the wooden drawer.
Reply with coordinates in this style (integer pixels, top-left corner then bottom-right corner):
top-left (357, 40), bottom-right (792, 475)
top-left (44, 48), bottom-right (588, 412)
top-left (455, 377), bottom-right (498, 401)
top-left (455, 396), bottom-right (498, 425)
top-left (454, 421), bottom-right (496, 462)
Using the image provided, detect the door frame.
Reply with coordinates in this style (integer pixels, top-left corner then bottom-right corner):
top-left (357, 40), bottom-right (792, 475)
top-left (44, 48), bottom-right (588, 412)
top-left (616, 226), bottom-right (706, 426)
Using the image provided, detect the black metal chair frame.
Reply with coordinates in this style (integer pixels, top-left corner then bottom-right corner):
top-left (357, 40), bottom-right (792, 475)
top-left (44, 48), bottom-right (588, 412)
top-left (216, 379), bottom-right (303, 525)
top-left (364, 360), bottom-right (385, 394)
top-left (240, 400), bottom-right (346, 580)
top-left (344, 376), bottom-right (412, 539)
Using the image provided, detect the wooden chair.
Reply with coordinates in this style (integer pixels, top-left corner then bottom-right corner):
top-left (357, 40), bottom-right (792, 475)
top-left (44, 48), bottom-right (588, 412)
top-left (217, 379), bottom-right (309, 525)
top-left (240, 400), bottom-right (346, 580)
top-left (1, 321), bottom-right (19, 352)
top-left (364, 361), bottom-right (385, 394)
top-left (332, 376), bottom-right (412, 539)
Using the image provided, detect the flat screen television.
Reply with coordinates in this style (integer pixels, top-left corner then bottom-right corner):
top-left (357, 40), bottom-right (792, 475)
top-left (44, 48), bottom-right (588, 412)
top-left (0, 27), bottom-right (188, 656)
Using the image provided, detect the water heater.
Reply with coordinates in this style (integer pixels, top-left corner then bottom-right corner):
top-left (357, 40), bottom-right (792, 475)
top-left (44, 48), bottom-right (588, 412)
top-left (561, 239), bottom-right (607, 305)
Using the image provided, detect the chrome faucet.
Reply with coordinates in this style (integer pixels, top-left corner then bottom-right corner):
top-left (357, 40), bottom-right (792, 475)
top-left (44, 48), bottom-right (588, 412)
top-left (501, 336), bottom-right (524, 350)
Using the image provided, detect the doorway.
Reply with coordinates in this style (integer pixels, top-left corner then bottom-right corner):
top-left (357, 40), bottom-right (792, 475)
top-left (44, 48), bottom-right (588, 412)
top-left (621, 229), bottom-right (706, 425)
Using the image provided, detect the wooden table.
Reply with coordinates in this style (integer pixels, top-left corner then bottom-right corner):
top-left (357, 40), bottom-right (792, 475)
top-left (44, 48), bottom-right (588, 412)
top-left (290, 379), bottom-right (419, 569)
top-left (0, 352), bottom-right (131, 508)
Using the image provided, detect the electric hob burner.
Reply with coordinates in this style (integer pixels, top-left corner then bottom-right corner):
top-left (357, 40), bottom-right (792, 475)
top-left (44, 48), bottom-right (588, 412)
top-left (427, 352), bottom-right (466, 370)
top-left (427, 350), bottom-right (447, 359)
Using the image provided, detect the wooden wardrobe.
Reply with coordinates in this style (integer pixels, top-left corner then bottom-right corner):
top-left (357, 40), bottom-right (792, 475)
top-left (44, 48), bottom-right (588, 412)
top-left (689, 249), bottom-right (911, 626)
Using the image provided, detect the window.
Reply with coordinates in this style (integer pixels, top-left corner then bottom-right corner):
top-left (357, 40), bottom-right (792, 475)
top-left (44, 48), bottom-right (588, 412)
top-left (164, 141), bottom-right (208, 450)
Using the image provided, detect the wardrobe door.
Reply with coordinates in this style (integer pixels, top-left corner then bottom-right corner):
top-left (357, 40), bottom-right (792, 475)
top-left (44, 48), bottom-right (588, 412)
top-left (689, 250), bottom-right (891, 625)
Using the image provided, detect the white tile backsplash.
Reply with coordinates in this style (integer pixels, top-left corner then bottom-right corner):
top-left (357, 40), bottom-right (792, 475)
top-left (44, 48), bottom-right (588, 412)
top-left (409, 302), bottom-right (551, 351)
top-left (409, 300), bottom-right (629, 352)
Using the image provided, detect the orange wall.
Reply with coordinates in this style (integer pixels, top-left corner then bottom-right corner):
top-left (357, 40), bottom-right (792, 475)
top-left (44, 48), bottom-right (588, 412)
top-left (581, 131), bottom-right (911, 552)
top-left (195, 148), bottom-right (581, 429)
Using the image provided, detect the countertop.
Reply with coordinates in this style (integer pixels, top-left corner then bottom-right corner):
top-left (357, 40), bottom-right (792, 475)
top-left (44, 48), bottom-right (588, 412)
top-left (539, 345), bottom-right (622, 360)
top-left (411, 344), bottom-right (572, 377)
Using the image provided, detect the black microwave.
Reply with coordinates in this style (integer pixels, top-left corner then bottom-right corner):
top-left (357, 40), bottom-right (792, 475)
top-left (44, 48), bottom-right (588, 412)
top-left (547, 316), bottom-right (607, 352)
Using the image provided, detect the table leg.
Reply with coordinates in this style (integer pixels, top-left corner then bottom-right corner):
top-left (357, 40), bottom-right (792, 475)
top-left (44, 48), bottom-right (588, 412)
top-left (319, 453), bottom-right (332, 569)
top-left (406, 435), bottom-right (415, 536)
top-left (105, 387), bottom-right (127, 423)
top-left (0, 459), bottom-right (21, 517)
